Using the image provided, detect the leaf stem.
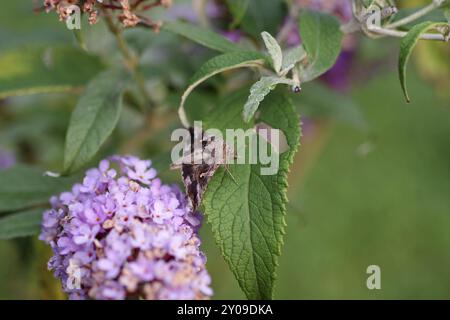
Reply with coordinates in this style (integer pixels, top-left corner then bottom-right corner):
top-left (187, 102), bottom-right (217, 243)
top-left (367, 25), bottom-right (449, 41)
top-left (103, 12), bottom-right (154, 112)
top-left (385, 0), bottom-right (445, 29)
top-left (0, 86), bottom-right (83, 100)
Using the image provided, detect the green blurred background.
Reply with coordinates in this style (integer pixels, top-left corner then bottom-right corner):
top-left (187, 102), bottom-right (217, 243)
top-left (0, 0), bottom-right (449, 299)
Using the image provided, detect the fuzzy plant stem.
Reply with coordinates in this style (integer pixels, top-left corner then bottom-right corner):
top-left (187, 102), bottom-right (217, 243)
top-left (104, 13), bottom-right (154, 113)
top-left (367, 25), bottom-right (449, 41)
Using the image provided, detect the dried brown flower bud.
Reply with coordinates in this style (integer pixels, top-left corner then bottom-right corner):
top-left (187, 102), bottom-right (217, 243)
top-left (43, 0), bottom-right (168, 31)
top-left (152, 21), bottom-right (163, 33)
top-left (161, 0), bottom-right (172, 8)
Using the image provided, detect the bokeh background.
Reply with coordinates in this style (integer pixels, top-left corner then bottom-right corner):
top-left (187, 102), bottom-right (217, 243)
top-left (0, 0), bottom-right (449, 299)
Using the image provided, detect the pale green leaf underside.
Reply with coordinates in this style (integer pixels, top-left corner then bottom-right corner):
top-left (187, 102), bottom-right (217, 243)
top-left (261, 31), bottom-right (283, 73)
top-left (179, 51), bottom-right (266, 127)
top-left (0, 165), bottom-right (78, 212)
top-left (0, 208), bottom-right (43, 239)
top-left (202, 91), bottom-right (301, 299)
top-left (63, 69), bottom-right (129, 173)
top-left (398, 21), bottom-right (447, 102)
top-left (298, 10), bottom-right (343, 82)
top-left (163, 21), bottom-right (242, 53)
top-left (281, 45), bottom-right (307, 74)
top-left (242, 76), bottom-right (295, 123)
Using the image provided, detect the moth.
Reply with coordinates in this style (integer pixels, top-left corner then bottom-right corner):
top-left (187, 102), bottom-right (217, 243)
top-left (171, 127), bottom-right (235, 210)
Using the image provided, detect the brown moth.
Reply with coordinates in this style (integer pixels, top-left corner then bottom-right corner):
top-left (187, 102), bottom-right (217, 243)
top-left (171, 127), bottom-right (235, 210)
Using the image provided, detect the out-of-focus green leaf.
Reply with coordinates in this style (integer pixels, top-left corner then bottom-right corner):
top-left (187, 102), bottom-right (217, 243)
top-left (179, 51), bottom-right (266, 126)
top-left (183, 92), bottom-right (216, 123)
top-left (281, 45), bottom-right (307, 74)
top-left (0, 166), bottom-right (77, 212)
top-left (0, 209), bottom-right (43, 240)
top-left (0, 1), bottom-right (71, 50)
top-left (391, 6), bottom-right (448, 30)
top-left (226, 0), bottom-right (250, 28)
top-left (298, 10), bottom-right (343, 82)
top-left (242, 76), bottom-right (295, 123)
top-left (398, 21), bottom-right (447, 102)
top-left (63, 69), bottom-right (129, 173)
top-left (162, 21), bottom-right (242, 53)
top-left (240, 0), bottom-right (285, 39)
top-left (73, 30), bottom-right (88, 51)
top-left (202, 90), bottom-right (300, 299)
top-left (0, 46), bottom-right (103, 99)
top-left (292, 82), bottom-right (366, 129)
top-left (445, 7), bottom-right (450, 24)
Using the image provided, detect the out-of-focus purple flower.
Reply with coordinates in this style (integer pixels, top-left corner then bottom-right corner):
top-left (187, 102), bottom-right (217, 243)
top-left (300, 117), bottom-right (317, 140)
top-left (295, 0), bottom-right (353, 22)
top-left (283, 0), bottom-right (353, 48)
top-left (40, 155), bottom-right (212, 300)
top-left (206, 0), bottom-right (225, 19)
top-left (0, 147), bottom-right (15, 170)
top-left (281, 18), bottom-right (301, 47)
top-left (222, 30), bottom-right (243, 43)
top-left (166, 4), bottom-right (198, 23)
top-left (167, 0), bottom-right (225, 23)
top-left (321, 49), bottom-right (355, 91)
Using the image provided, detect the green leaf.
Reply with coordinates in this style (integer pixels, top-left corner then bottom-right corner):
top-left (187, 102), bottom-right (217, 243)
top-left (73, 29), bottom-right (88, 52)
top-left (239, 0), bottom-right (285, 39)
top-left (242, 76), bottom-right (295, 123)
top-left (298, 10), bottom-right (343, 82)
top-left (63, 69), bottom-right (129, 173)
top-left (0, 165), bottom-right (77, 212)
top-left (398, 21), bottom-right (447, 102)
top-left (261, 31), bottom-right (283, 74)
top-left (292, 81), bottom-right (367, 129)
top-left (445, 7), bottom-right (450, 24)
top-left (202, 90), bottom-right (301, 299)
top-left (0, 208), bottom-right (43, 239)
top-left (162, 21), bottom-right (242, 53)
top-left (226, 0), bottom-right (250, 28)
top-left (390, 6), bottom-right (448, 29)
top-left (281, 45), bottom-right (307, 74)
top-left (179, 51), bottom-right (266, 127)
top-left (0, 46), bottom-right (103, 99)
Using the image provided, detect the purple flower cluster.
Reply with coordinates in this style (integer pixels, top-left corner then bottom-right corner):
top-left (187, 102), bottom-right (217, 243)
top-left (40, 155), bottom-right (212, 300)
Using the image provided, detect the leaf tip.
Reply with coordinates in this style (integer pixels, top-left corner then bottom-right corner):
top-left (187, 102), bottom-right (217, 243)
top-left (401, 85), bottom-right (411, 103)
